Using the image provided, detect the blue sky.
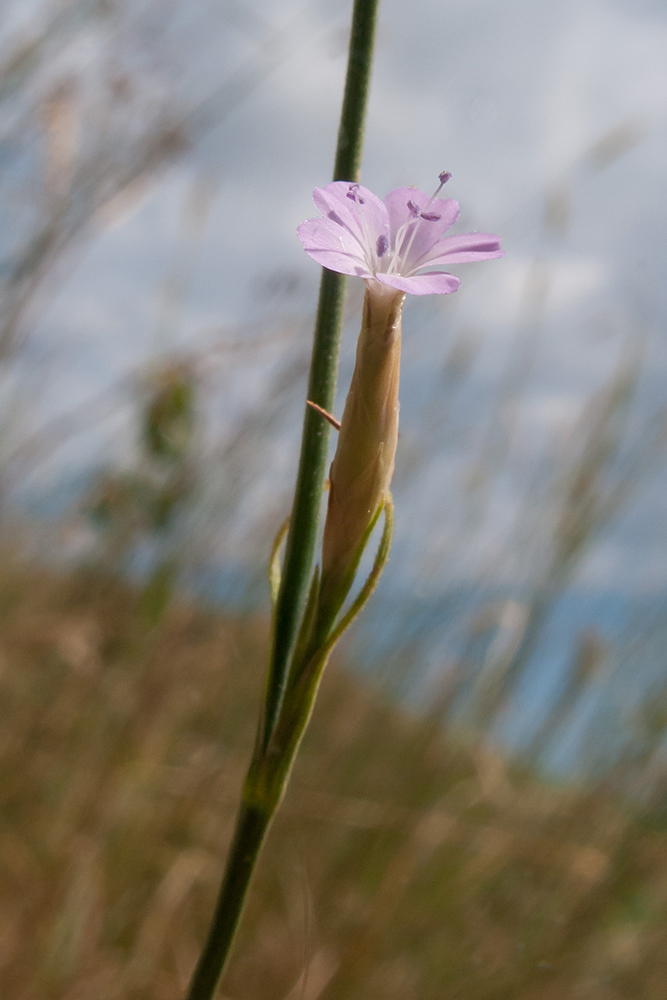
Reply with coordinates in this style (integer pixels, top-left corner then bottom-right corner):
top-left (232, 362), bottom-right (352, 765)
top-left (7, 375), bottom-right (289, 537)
top-left (6, 0), bottom-right (667, 602)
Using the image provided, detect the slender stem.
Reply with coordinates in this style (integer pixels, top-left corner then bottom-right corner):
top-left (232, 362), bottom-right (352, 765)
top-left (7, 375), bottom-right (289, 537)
top-left (185, 803), bottom-right (270, 1000)
top-left (184, 2), bottom-right (382, 998)
top-left (262, 0), bottom-right (382, 750)
top-left (187, 498), bottom-right (393, 1000)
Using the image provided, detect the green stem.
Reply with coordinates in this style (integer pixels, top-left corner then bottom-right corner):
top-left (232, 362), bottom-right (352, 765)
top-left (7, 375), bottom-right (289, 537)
top-left (185, 803), bottom-right (270, 1000)
top-left (262, 0), bottom-right (382, 750)
top-left (184, 2), bottom-right (382, 997)
top-left (186, 498), bottom-right (393, 1000)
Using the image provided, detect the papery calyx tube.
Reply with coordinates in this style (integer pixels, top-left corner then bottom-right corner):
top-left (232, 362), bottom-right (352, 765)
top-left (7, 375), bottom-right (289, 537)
top-left (316, 283), bottom-right (404, 628)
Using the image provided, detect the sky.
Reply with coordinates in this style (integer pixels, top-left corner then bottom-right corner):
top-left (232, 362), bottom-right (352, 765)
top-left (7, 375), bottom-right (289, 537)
top-left (4, 0), bottom-right (667, 738)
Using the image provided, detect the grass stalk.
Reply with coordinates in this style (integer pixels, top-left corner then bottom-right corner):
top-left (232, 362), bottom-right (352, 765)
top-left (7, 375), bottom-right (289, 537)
top-left (263, 0), bottom-right (382, 749)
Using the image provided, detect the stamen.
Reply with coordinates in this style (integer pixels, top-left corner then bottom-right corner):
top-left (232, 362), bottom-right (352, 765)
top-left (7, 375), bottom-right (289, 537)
top-left (346, 183), bottom-right (365, 204)
top-left (389, 213), bottom-right (418, 273)
top-left (400, 219), bottom-right (424, 268)
top-left (389, 173), bottom-right (450, 274)
top-left (421, 170), bottom-right (452, 214)
top-left (376, 234), bottom-right (389, 258)
top-left (345, 183), bottom-right (377, 272)
top-left (401, 178), bottom-right (448, 268)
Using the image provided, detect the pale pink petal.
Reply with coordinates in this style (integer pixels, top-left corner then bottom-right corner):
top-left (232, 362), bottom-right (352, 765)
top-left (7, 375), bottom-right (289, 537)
top-left (297, 218), bottom-right (371, 277)
top-left (312, 182), bottom-right (389, 251)
top-left (297, 217), bottom-right (367, 260)
top-left (414, 232), bottom-right (504, 269)
top-left (376, 271), bottom-right (461, 296)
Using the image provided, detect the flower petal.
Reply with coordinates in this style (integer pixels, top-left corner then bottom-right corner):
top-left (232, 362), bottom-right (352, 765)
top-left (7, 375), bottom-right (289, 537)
top-left (297, 218), bottom-right (372, 277)
top-left (383, 188), bottom-right (460, 267)
top-left (376, 271), bottom-right (461, 296)
top-left (312, 182), bottom-right (389, 255)
top-left (414, 232), bottom-right (504, 269)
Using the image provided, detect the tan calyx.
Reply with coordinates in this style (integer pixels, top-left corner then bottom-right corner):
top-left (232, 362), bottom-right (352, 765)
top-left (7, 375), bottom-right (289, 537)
top-left (317, 284), bottom-right (405, 625)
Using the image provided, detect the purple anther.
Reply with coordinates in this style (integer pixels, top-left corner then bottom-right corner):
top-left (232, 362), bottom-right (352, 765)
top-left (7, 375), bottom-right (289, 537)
top-left (376, 234), bottom-right (389, 258)
top-left (407, 200), bottom-right (421, 217)
top-left (439, 171), bottom-right (452, 184)
top-left (346, 183), bottom-right (365, 203)
top-left (421, 212), bottom-right (442, 222)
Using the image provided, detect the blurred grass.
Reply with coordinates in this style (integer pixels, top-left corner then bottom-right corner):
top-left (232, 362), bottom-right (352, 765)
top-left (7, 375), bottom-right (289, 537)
top-left (3, 558), bottom-right (667, 999)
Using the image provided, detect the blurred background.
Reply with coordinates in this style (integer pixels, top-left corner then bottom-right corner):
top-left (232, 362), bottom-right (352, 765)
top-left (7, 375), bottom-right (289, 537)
top-left (2, 0), bottom-right (667, 997)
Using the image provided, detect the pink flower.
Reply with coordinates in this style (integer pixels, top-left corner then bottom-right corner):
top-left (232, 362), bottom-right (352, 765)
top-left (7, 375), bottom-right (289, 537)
top-left (297, 173), bottom-right (504, 296)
